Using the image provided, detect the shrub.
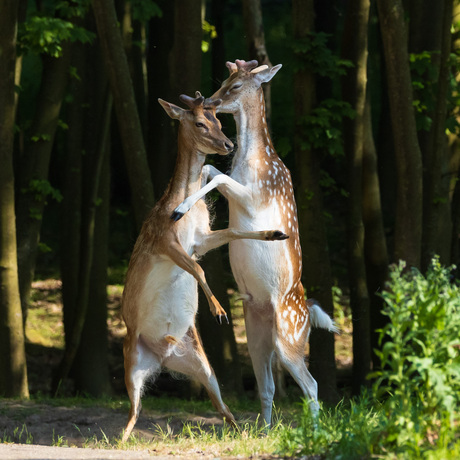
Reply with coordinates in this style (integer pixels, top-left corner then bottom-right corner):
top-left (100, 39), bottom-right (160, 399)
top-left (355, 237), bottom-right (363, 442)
top-left (278, 257), bottom-right (460, 458)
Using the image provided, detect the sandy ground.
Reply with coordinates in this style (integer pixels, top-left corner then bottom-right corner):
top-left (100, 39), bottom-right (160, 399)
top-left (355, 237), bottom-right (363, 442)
top-left (0, 400), bottom-right (272, 460)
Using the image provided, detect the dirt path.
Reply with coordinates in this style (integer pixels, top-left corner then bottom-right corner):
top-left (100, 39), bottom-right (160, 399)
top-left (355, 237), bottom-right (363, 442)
top-left (0, 400), bottom-right (266, 459)
top-left (0, 443), bottom-right (163, 459)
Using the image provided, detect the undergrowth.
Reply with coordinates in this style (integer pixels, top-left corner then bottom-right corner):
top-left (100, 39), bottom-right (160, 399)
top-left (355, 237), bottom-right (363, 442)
top-left (279, 257), bottom-right (460, 459)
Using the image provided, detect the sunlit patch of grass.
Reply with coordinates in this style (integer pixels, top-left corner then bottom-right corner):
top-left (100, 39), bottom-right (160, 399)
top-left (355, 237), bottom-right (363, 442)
top-left (115, 416), bottom-right (288, 458)
top-left (27, 280), bottom-right (64, 349)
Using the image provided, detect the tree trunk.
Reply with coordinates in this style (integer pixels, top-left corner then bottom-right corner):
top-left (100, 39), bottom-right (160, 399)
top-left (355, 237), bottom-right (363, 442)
top-left (60, 27), bottom-right (112, 396)
top-left (0, 0), bottom-right (29, 398)
top-left (377, 0), bottom-right (423, 268)
top-left (15, 48), bottom-right (70, 319)
top-left (73, 139), bottom-right (112, 396)
top-left (242, 0), bottom-right (273, 126)
top-left (211, 0), bottom-right (227, 93)
top-left (53, 90), bottom-right (113, 393)
top-left (92, 0), bottom-right (154, 229)
top-left (419, 0), bottom-right (453, 268)
top-left (292, 0), bottom-right (338, 404)
top-left (341, 0), bottom-right (372, 392)
top-left (146, 0), bottom-right (175, 198)
top-left (362, 96), bottom-right (389, 368)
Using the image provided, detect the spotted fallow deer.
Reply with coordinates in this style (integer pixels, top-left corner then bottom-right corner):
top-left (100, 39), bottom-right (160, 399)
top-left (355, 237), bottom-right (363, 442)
top-left (172, 61), bottom-right (339, 426)
top-left (121, 92), bottom-right (288, 441)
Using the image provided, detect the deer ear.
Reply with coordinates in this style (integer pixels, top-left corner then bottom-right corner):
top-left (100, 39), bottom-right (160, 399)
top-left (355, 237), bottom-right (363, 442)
top-left (158, 98), bottom-right (184, 120)
top-left (253, 64), bottom-right (282, 85)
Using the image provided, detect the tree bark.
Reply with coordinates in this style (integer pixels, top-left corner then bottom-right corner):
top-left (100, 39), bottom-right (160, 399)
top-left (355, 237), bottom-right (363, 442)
top-left (377, 0), bottom-right (423, 268)
top-left (15, 49), bottom-right (70, 319)
top-left (419, 0), bottom-right (454, 268)
top-left (292, 0), bottom-right (338, 404)
top-left (60, 28), bottom-right (112, 396)
top-left (0, 0), bottom-right (29, 398)
top-left (73, 137), bottom-right (111, 396)
top-left (341, 0), bottom-right (372, 392)
top-left (146, 0), bottom-right (175, 198)
top-left (242, 0), bottom-right (273, 127)
top-left (92, 0), bottom-right (154, 229)
top-left (362, 96), bottom-right (389, 368)
top-left (53, 90), bottom-right (112, 393)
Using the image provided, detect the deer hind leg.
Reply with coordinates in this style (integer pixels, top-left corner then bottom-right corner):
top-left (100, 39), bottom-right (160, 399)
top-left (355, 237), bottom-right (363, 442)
top-left (163, 326), bottom-right (237, 426)
top-left (165, 241), bottom-right (228, 322)
top-left (273, 330), bottom-right (319, 417)
top-left (122, 333), bottom-right (161, 442)
top-left (245, 305), bottom-right (276, 427)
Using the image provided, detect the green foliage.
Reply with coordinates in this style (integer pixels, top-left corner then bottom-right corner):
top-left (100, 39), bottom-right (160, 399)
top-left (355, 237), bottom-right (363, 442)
top-left (129, 0), bottom-right (162, 22)
top-left (279, 259), bottom-right (460, 458)
top-left (370, 257), bottom-right (460, 454)
top-left (21, 180), bottom-right (63, 220)
top-left (23, 179), bottom-right (63, 204)
top-left (293, 32), bottom-right (353, 78)
top-left (410, 50), bottom-right (460, 135)
top-left (278, 397), bottom-right (385, 458)
top-left (298, 99), bottom-right (355, 157)
top-left (202, 20), bottom-right (217, 53)
top-left (18, 12), bottom-right (95, 58)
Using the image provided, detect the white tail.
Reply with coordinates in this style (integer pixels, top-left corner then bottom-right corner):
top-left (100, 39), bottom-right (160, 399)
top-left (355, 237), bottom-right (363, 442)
top-left (308, 299), bottom-right (340, 334)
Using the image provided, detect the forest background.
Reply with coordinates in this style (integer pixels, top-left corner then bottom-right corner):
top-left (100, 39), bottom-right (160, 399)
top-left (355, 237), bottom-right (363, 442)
top-left (0, 0), bottom-right (459, 409)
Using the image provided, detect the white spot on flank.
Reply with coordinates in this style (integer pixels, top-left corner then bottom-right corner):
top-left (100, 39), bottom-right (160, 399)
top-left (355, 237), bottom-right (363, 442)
top-left (265, 145), bottom-right (271, 156)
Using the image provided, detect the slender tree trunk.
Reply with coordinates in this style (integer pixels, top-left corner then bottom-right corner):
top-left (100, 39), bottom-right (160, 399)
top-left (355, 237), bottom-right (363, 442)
top-left (342, 0), bottom-right (372, 391)
top-left (53, 91), bottom-right (113, 393)
top-left (0, 0), bottom-right (29, 398)
top-left (15, 48), bottom-right (70, 319)
top-left (211, 0), bottom-right (226, 93)
top-left (61, 28), bottom-right (112, 395)
top-left (146, 0), bottom-right (175, 198)
top-left (74, 141), bottom-right (111, 396)
top-left (169, 0), bottom-right (203, 99)
top-left (420, 0), bottom-right (453, 268)
top-left (362, 96), bottom-right (389, 368)
top-left (292, 0), bottom-right (338, 404)
top-left (242, 0), bottom-right (273, 126)
top-left (92, 0), bottom-right (154, 229)
top-left (377, 0), bottom-right (423, 268)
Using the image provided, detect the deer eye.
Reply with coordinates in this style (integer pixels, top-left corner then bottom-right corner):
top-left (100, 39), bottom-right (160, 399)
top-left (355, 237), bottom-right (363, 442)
top-left (195, 122), bottom-right (205, 128)
top-left (230, 83), bottom-right (242, 91)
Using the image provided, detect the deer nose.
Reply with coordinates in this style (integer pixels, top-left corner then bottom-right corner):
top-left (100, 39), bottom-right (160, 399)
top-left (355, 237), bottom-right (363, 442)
top-left (225, 141), bottom-right (234, 152)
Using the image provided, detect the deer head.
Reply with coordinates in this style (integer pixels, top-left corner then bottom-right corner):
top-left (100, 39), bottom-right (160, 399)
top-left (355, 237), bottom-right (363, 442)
top-left (158, 92), bottom-right (234, 155)
top-left (205, 60), bottom-right (282, 114)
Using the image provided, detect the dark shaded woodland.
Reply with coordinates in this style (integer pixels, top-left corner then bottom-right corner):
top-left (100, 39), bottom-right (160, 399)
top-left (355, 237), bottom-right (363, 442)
top-left (1, 0), bottom-right (459, 405)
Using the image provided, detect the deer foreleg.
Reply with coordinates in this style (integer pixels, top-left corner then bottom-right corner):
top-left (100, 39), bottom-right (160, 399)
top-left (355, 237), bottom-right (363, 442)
top-left (195, 228), bottom-right (288, 256)
top-left (171, 170), bottom-right (252, 221)
top-left (165, 241), bottom-right (228, 323)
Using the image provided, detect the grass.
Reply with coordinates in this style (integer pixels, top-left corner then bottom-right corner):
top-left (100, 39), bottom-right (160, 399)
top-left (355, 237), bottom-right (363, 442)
top-left (14, 279), bottom-right (353, 457)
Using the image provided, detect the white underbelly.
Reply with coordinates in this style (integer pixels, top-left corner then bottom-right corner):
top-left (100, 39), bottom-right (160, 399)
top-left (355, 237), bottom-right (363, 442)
top-left (228, 203), bottom-right (292, 304)
top-left (137, 256), bottom-right (198, 344)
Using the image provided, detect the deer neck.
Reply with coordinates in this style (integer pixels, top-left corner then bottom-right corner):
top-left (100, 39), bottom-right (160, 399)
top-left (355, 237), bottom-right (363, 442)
top-left (168, 133), bottom-right (206, 202)
top-left (233, 89), bottom-right (274, 166)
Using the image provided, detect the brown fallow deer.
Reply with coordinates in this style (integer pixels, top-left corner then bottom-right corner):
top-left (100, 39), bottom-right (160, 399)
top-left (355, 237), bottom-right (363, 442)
top-left (121, 92), bottom-right (288, 442)
top-left (171, 61), bottom-right (339, 426)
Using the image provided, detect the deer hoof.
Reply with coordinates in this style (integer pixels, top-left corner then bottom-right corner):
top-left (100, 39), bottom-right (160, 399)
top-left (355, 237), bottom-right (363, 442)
top-left (270, 230), bottom-right (289, 240)
top-left (170, 210), bottom-right (184, 221)
top-left (215, 314), bottom-right (229, 325)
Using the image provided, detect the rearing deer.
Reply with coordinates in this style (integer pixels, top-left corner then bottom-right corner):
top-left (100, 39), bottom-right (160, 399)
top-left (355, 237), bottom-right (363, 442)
top-left (121, 92), bottom-right (288, 441)
top-left (172, 61), bottom-right (338, 426)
